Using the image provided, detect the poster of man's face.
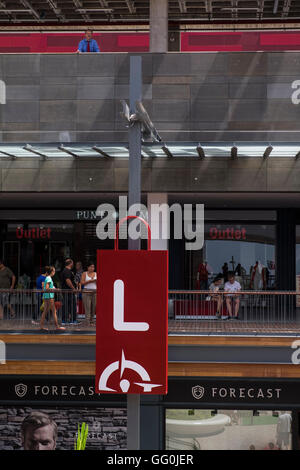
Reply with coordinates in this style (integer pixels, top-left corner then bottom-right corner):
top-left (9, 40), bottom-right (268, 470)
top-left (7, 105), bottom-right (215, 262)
top-left (0, 407), bottom-right (127, 450)
top-left (21, 412), bottom-right (57, 450)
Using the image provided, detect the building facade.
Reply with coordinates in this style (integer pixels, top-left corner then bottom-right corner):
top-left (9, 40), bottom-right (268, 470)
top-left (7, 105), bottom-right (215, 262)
top-left (1, 51), bottom-right (300, 450)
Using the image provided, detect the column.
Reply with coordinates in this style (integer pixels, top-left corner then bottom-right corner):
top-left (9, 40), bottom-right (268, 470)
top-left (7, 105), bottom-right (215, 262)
top-left (149, 0), bottom-right (168, 53)
top-left (127, 56), bottom-right (142, 451)
top-left (147, 193), bottom-right (185, 288)
top-left (140, 396), bottom-right (163, 450)
top-left (276, 209), bottom-right (296, 290)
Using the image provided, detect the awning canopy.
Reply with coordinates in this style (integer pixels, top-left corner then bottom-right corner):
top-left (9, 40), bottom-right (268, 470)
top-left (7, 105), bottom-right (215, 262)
top-left (0, 142), bottom-right (300, 159)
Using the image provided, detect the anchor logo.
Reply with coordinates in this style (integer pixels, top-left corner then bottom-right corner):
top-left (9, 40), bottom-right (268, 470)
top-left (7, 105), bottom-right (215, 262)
top-left (98, 349), bottom-right (162, 393)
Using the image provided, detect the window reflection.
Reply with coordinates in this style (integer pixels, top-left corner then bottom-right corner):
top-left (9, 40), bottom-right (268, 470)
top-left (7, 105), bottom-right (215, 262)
top-left (165, 409), bottom-right (292, 450)
top-left (295, 226), bottom-right (300, 276)
top-left (186, 224), bottom-right (276, 290)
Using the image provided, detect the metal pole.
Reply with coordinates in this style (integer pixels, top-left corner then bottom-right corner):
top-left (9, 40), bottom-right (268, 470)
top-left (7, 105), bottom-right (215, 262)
top-left (128, 55), bottom-right (142, 231)
top-left (127, 55), bottom-right (142, 451)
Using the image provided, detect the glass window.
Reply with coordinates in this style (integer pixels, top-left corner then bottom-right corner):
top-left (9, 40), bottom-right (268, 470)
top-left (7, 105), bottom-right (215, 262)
top-left (295, 226), bottom-right (300, 305)
top-left (1, 223), bottom-right (74, 285)
top-left (296, 226), bottom-right (300, 276)
top-left (204, 210), bottom-right (277, 221)
top-left (185, 223), bottom-right (276, 290)
top-left (165, 409), bottom-right (292, 450)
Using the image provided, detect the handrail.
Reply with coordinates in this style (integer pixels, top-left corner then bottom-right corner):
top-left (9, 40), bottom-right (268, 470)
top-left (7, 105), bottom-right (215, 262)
top-left (0, 287), bottom-right (297, 332)
top-left (169, 290), bottom-right (300, 295)
top-left (0, 288), bottom-right (298, 295)
top-left (0, 288), bottom-right (96, 293)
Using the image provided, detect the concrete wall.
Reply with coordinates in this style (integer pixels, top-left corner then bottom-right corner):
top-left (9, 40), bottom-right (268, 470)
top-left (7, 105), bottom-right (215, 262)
top-left (0, 52), bottom-right (300, 142)
top-left (0, 52), bottom-right (300, 193)
top-left (0, 154), bottom-right (299, 193)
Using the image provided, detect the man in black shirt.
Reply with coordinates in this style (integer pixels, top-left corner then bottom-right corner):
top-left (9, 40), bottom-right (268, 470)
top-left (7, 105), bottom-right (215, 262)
top-left (61, 259), bottom-right (77, 324)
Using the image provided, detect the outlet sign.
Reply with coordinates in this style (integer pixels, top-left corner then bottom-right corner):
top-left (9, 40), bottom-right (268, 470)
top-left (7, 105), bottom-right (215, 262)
top-left (16, 227), bottom-right (51, 239)
top-left (209, 226), bottom-right (247, 240)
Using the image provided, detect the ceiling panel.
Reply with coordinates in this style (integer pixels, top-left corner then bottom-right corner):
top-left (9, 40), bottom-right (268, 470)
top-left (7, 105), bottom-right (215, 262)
top-left (0, 1), bottom-right (299, 24)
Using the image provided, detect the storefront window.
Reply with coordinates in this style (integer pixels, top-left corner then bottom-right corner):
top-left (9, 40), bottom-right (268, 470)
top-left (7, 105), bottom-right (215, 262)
top-left (1, 223), bottom-right (74, 286)
top-left (296, 226), bottom-right (300, 276)
top-left (186, 223), bottom-right (276, 290)
top-left (165, 409), bottom-right (292, 450)
top-left (296, 226), bottom-right (300, 303)
top-left (0, 219), bottom-right (115, 287)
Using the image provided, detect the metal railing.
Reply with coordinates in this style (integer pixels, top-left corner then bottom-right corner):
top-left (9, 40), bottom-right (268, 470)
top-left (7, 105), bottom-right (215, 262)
top-left (0, 288), bottom-right (299, 335)
top-left (168, 290), bottom-right (300, 335)
top-left (0, 288), bottom-right (96, 330)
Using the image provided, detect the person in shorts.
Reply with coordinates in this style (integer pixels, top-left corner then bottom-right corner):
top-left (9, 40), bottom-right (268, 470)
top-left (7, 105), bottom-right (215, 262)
top-left (224, 273), bottom-right (241, 320)
top-left (209, 275), bottom-right (223, 319)
top-left (40, 266), bottom-right (65, 332)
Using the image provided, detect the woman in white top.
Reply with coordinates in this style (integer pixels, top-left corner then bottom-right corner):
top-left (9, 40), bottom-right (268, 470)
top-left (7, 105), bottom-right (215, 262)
top-left (80, 261), bottom-right (97, 325)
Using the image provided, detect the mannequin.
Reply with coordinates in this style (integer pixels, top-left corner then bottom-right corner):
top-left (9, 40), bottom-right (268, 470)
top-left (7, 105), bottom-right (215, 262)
top-left (197, 261), bottom-right (209, 290)
top-left (250, 260), bottom-right (267, 290)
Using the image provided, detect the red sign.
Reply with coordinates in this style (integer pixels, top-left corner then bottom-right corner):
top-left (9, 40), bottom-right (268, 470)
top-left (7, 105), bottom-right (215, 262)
top-left (95, 223), bottom-right (168, 395)
top-left (16, 227), bottom-right (51, 239)
top-left (209, 226), bottom-right (246, 240)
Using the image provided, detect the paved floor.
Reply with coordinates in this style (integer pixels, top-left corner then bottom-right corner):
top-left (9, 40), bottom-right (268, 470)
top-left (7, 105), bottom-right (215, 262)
top-left (0, 318), bottom-right (299, 335)
top-left (168, 319), bottom-right (300, 335)
top-left (0, 317), bottom-right (95, 333)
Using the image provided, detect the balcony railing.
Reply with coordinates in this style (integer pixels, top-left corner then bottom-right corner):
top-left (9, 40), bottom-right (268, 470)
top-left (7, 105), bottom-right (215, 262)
top-left (0, 289), bottom-right (299, 335)
top-left (168, 290), bottom-right (300, 335)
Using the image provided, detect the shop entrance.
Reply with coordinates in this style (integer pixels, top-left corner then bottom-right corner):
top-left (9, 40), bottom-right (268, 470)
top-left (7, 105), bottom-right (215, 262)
top-left (3, 240), bottom-right (69, 287)
top-left (1, 224), bottom-right (73, 287)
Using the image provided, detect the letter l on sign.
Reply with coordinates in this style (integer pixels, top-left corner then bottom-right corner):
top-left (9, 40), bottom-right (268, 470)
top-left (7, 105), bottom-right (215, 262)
top-left (113, 279), bottom-right (149, 331)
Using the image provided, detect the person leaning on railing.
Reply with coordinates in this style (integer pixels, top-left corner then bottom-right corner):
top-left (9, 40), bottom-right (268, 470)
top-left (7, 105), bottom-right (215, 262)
top-left (77, 29), bottom-right (100, 53)
top-left (80, 261), bottom-right (97, 326)
top-left (208, 275), bottom-right (223, 319)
